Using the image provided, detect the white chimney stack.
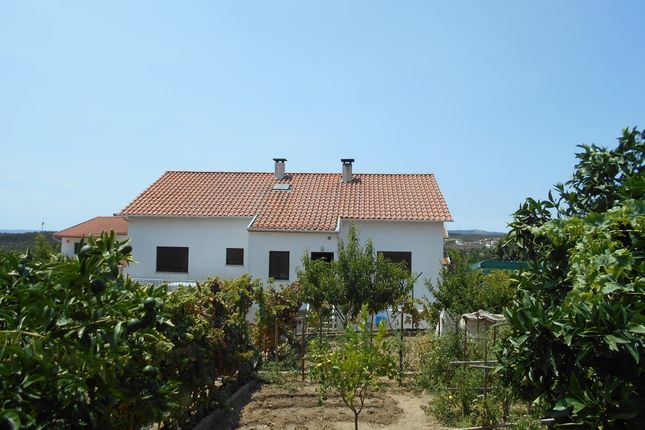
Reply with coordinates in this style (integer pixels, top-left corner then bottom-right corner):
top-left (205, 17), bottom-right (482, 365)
top-left (273, 158), bottom-right (286, 179)
top-left (341, 158), bottom-right (354, 183)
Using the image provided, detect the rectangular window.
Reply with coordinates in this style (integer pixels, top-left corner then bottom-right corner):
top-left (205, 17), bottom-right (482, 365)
top-left (311, 252), bottom-right (334, 262)
top-left (156, 246), bottom-right (189, 273)
top-left (379, 251), bottom-right (412, 275)
top-left (226, 248), bottom-right (244, 265)
top-left (74, 242), bottom-right (81, 254)
top-left (269, 251), bottom-right (290, 280)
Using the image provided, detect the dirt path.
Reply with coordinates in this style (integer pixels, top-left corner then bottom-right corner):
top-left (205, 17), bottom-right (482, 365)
top-left (214, 380), bottom-right (449, 430)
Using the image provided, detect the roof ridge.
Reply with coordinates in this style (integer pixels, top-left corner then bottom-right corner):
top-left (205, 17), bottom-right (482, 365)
top-left (162, 171), bottom-right (437, 176)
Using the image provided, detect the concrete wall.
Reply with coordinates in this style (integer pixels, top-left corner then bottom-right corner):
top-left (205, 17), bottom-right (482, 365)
top-left (60, 235), bottom-right (128, 257)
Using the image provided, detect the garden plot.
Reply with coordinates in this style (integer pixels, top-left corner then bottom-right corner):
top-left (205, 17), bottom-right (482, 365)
top-left (214, 379), bottom-right (448, 430)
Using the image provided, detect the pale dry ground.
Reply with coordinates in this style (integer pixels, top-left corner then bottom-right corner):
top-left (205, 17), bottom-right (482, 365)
top-left (213, 379), bottom-right (450, 430)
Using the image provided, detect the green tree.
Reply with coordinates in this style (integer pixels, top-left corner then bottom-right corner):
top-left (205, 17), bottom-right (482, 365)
top-left (297, 253), bottom-right (336, 338)
top-left (333, 224), bottom-right (411, 325)
top-left (309, 304), bottom-right (397, 430)
top-left (427, 248), bottom-right (514, 320)
top-left (498, 127), bottom-right (645, 428)
top-left (32, 232), bottom-right (54, 261)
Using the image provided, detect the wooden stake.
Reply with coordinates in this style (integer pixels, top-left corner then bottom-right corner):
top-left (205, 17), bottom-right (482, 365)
top-left (301, 317), bottom-right (306, 382)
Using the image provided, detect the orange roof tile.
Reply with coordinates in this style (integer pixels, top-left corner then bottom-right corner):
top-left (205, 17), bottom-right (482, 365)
top-left (54, 216), bottom-right (128, 239)
top-left (120, 171), bottom-right (452, 231)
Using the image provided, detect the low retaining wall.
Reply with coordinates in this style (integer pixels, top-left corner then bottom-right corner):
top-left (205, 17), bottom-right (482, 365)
top-left (193, 380), bottom-right (258, 430)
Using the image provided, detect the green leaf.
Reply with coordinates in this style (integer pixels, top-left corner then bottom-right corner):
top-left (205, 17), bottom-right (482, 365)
top-left (627, 324), bottom-right (645, 334)
top-left (113, 321), bottom-right (124, 345)
top-left (553, 397), bottom-right (585, 414)
top-left (0, 410), bottom-right (21, 430)
top-left (603, 334), bottom-right (629, 351)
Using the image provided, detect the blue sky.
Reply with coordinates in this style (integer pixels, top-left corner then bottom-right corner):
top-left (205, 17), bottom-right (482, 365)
top-left (1, 1), bottom-right (643, 232)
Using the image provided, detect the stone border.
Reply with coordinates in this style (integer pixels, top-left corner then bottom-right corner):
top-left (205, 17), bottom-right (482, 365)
top-left (193, 380), bottom-right (258, 430)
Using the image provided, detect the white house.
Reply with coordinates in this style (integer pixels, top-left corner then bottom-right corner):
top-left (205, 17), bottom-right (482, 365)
top-left (119, 159), bottom-right (452, 300)
top-left (54, 216), bottom-right (128, 257)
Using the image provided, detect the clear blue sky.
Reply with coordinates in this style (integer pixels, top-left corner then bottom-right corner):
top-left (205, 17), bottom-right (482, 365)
top-left (1, 1), bottom-right (643, 232)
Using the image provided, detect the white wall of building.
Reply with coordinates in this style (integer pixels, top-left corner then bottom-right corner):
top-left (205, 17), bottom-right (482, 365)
top-left (125, 216), bottom-right (252, 283)
top-left (124, 216), bottom-right (445, 301)
top-left (247, 230), bottom-right (338, 285)
top-left (60, 235), bottom-right (128, 257)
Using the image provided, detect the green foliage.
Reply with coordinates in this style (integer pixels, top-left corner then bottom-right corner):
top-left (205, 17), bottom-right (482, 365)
top-left (495, 233), bottom-right (526, 261)
top-left (417, 331), bottom-right (522, 427)
top-left (297, 253), bottom-right (336, 337)
top-left (160, 275), bottom-right (257, 428)
top-left (427, 249), bottom-right (515, 320)
top-left (498, 127), bottom-right (645, 428)
top-left (309, 304), bottom-right (397, 430)
top-left (510, 415), bottom-right (542, 430)
top-left (0, 232), bottom-right (176, 430)
top-left (306, 224), bottom-right (411, 326)
top-left (31, 233), bottom-right (55, 261)
top-left (0, 232), bottom-right (58, 253)
top-left (417, 333), bottom-right (465, 390)
top-left (253, 280), bottom-right (301, 362)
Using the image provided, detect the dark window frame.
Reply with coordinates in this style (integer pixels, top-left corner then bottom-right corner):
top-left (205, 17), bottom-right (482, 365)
top-left (379, 251), bottom-right (412, 275)
top-left (269, 251), bottom-right (290, 280)
top-left (156, 246), bottom-right (189, 273)
top-left (226, 248), bottom-right (244, 266)
top-left (311, 251), bottom-right (334, 262)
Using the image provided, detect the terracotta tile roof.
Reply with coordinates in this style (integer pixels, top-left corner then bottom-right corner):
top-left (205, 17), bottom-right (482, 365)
top-left (54, 216), bottom-right (128, 239)
top-left (120, 171), bottom-right (452, 231)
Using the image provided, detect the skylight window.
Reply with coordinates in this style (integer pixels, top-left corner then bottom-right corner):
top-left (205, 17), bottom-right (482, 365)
top-left (272, 184), bottom-right (291, 191)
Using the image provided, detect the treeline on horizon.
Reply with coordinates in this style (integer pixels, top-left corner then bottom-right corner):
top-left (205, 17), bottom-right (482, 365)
top-left (0, 231), bottom-right (59, 252)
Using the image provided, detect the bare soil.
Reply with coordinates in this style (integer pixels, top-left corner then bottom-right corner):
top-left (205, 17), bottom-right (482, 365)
top-left (213, 379), bottom-right (449, 430)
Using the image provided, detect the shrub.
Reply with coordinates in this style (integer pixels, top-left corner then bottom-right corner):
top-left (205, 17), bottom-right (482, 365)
top-left (253, 280), bottom-right (302, 363)
top-left (160, 275), bottom-right (257, 428)
top-left (0, 233), bottom-right (176, 430)
top-left (498, 127), bottom-right (645, 427)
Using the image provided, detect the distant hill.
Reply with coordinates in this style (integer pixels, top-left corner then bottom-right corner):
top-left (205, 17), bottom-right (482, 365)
top-left (0, 231), bottom-right (59, 252)
top-left (448, 229), bottom-right (506, 238)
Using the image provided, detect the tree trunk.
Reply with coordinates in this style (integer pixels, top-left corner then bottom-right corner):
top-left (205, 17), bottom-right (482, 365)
top-left (354, 412), bottom-right (359, 430)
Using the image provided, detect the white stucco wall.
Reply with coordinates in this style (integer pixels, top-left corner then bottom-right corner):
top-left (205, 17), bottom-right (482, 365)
top-left (60, 235), bottom-right (128, 257)
top-left (124, 216), bottom-right (445, 302)
top-left (125, 216), bottom-right (252, 283)
top-left (247, 230), bottom-right (338, 285)
top-left (338, 220), bottom-right (445, 300)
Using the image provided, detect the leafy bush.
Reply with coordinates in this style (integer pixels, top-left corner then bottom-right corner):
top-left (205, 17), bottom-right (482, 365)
top-left (498, 127), bottom-right (645, 427)
top-left (253, 280), bottom-right (301, 363)
top-left (159, 275), bottom-right (257, 428)
top-left (426, 249), bottom-right (515, 321)
top-left (0, 233), bottom-right (176, 430)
